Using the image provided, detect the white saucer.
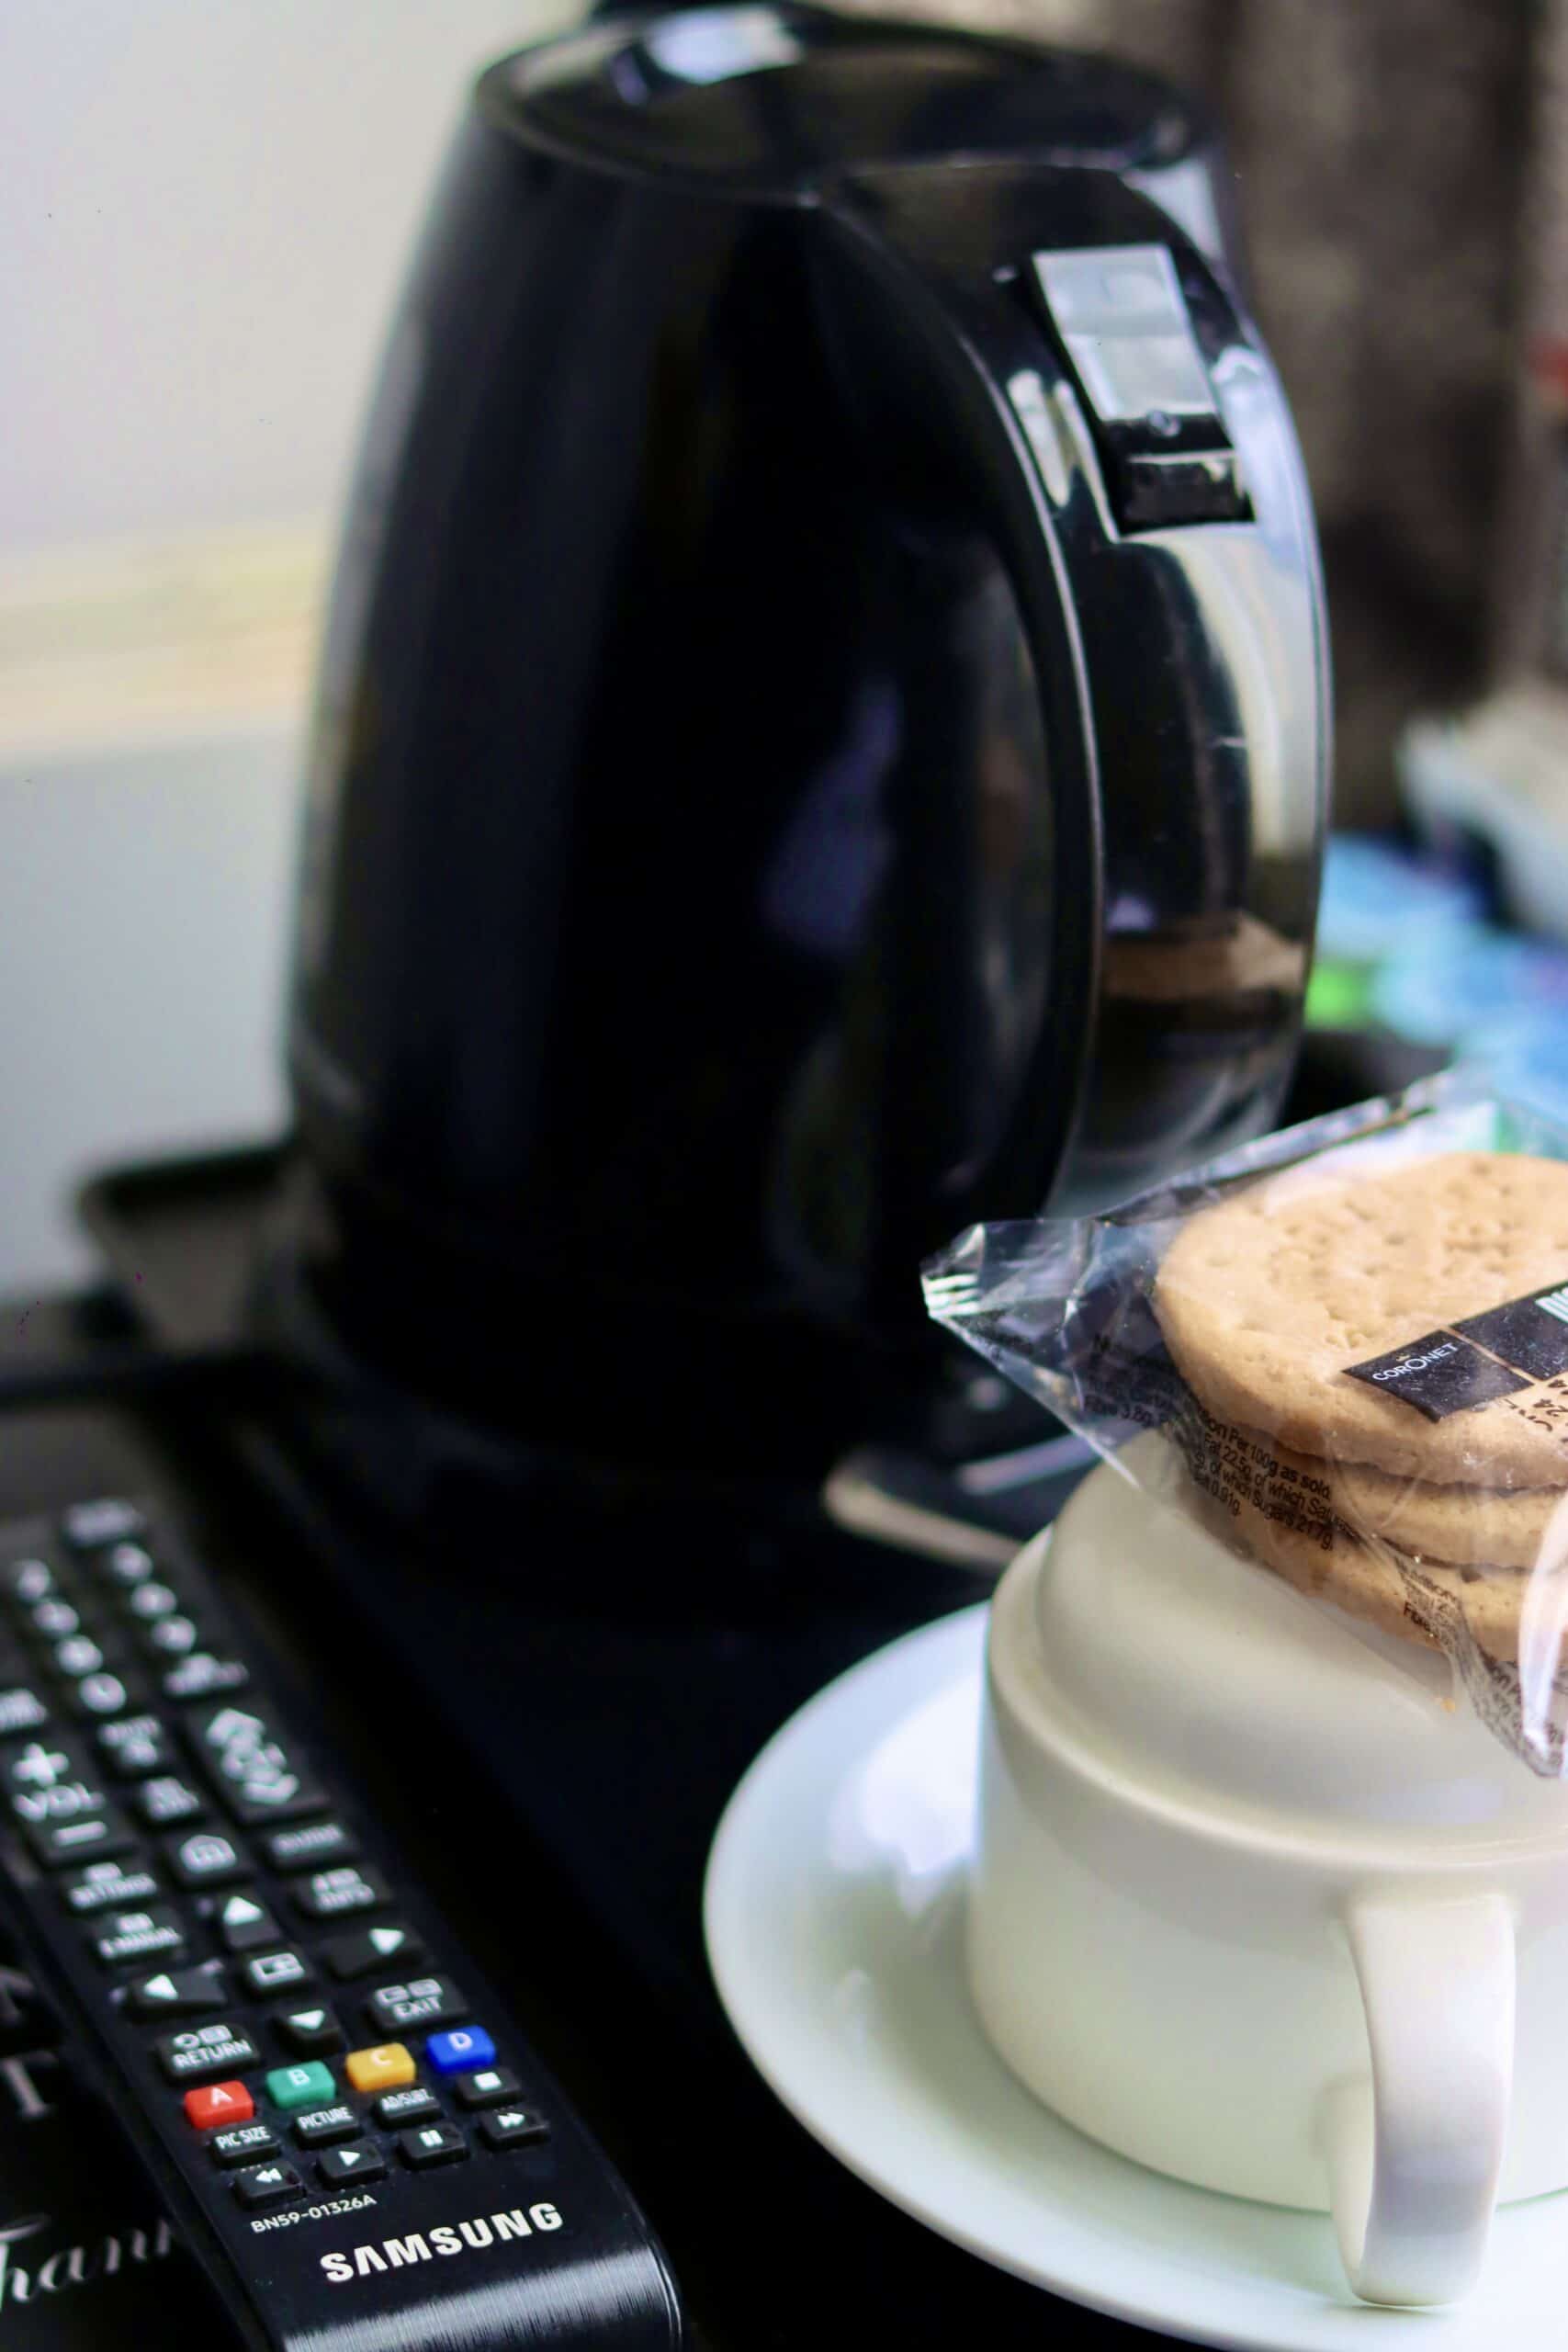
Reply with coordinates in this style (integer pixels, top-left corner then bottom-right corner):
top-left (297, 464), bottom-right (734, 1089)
top-left (704, 1605), bottom-right (1568, 2350)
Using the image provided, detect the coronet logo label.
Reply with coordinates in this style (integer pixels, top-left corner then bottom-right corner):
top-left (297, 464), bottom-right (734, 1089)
top-left (320, 2204), bottom-right (563, 2282)
top-left (1370, 1341), bottom-right (1459, 1380)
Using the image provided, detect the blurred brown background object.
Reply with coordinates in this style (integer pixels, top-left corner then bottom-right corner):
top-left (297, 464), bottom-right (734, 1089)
top-left (837, 0), bottom-right (1547, 823)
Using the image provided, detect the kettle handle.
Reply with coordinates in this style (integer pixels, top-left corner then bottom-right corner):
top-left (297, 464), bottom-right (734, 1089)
top-left (818, 198), bottom-right (1327, 1217)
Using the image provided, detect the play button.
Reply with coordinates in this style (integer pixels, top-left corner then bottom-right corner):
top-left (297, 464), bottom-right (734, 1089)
top-left (319, 2139), bottom-right (388, 2184)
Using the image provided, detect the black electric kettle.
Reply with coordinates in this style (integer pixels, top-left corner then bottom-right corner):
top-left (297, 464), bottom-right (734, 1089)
top-left (283, 3), bottom-right (1328, 1474)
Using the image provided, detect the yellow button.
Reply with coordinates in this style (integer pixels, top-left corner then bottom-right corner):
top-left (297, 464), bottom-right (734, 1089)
top-left (344, 2043), bottom-right (415, 2094)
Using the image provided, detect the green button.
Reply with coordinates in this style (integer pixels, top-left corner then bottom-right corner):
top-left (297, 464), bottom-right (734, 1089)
top-left (265, 2061), bottom-right (335, 2111)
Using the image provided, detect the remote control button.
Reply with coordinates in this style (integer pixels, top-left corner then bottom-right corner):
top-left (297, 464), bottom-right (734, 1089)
top-left (344, 2042), bottom-right (414, 2095)
top-left (91, 1902), bottom-right (188, 1968)
top-left (128, 1962), bottom-right (227, 2018)
top-left (126, 1583), bottom-right (178, 1622)
top-left (275, 2007), bottom-right (344, 2058)
top-left (60, 1858), bottom-right (159, 1914)
top-left (4, 1736), bottom-right (96, 1810)
top-left (209, 2120), bottom-right (278, 2166)
top-left (184, 2079), bottom-right (255, 2131)
top-left (322, 1924), bottom-right (423, 1981)
top-left (240, 1948), bottom-right (314, 1998)
top-left (190, 1704), bottom-right (325, 1826)
top-left (2, 1561), bottom-right (57, 1608)
top-left (293, 1865), bottom-right (390, 1922)
top-left (51, 1634), bottom-right (105, 1679)
top-left (367, 1977), bottom-right (467, 2037)
top-left (0, 1688), bottom-right (51, 1737)
top-left (166, 1829), bottom-right (247, 1889)
top-left (213, 1890), bottom-right (282, 1952)
top-left (453, 2065), bottom-right (524, 2112)
top-left (25, 1809), bottom-right (134, 1869)
top-left (68, 1674), bottom-right (135, 1721)
top-left (374, 2085), bottom-right (442, 2129)
top-left (261, 1820), bottom-right (355, 1873)
top-left (61, 1500), bottom-right (145, 1553)
top-left (28, 1600), bottom-right (79, 1641)
top-left (141, 1616), bottom-right (199, 1660)
top-left (157, 2022), bottom-right (261, 2083)
top-left (99, 1543), bottom-right (156, 1589)
top-left (233, 2159), bottom-right (304, 2210)
top-left (291, 2101), bottom-right (360, 2147)
top-left (479, 2107), bottom-right (548, 2152)
top-left (398, 2121), bottom-right (468, 2171)
top-left (95, 1714), bottom-right (173, 1779)
top-left (162, 1655), bottom-right (249, 1702)
top-left (427, 2025), bottom-right (495, 2075)
top-left (10, 1776), bottom-right (108, 1829)
top-left (318, 2143), bottom-right (386, 2186)
top-left (265, 2061), bottom-right (336, 2111)
top-left (133, 1776), bottom-right (205, 1828)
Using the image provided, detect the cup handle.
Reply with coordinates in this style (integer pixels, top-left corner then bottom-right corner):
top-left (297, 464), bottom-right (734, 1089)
top-left (1326, 1892), bottom-right (1515, 2307)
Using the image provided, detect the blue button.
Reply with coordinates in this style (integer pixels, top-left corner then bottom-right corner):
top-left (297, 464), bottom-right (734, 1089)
top-left (426, 2026), bottom-right (496, 2075)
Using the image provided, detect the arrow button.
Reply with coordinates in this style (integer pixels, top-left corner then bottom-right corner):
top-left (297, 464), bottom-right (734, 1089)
top-left (276, 2005), bottom-right (344, 2057)
top-left (321, 1922), bottom-right (424, 1982)
top-left (214, 1892), bottom-right (283, 1953)
top-left (128, 1962), bottom-right (227, 2018)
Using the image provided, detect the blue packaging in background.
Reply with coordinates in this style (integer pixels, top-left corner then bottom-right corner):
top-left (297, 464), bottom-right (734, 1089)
top-left (1310, 834), bottom-right (1568, 1123)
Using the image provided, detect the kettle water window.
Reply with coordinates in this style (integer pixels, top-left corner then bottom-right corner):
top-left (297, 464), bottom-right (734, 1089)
top-left (1031, 244), bottom-right (1251, 529)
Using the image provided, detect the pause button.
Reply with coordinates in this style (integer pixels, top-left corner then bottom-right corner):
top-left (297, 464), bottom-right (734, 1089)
top-left (399, 2121), bottom-right (468, 2170)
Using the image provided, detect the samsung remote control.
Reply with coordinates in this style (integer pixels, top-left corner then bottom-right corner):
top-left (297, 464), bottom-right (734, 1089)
top-left (0, 1497), bottom-right (683, 2351)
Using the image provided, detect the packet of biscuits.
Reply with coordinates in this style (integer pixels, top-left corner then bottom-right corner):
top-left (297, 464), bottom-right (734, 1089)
top-left (923, 1071), bottom-right (1568, 1775)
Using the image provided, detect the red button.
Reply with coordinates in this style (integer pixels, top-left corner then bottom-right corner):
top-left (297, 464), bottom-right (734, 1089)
top-left (184, 2079), bottom-right (254, 2130)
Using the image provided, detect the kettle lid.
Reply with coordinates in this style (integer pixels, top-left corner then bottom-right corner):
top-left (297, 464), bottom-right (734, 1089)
top-left (491, 3), bottom-right (1197, 198)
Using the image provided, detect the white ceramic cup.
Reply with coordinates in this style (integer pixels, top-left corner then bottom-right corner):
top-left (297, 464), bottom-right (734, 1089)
top-left (967, 1442), bottom-right (1568, 2307)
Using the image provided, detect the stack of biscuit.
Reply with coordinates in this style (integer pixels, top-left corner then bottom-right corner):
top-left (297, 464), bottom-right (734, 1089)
top-left (1152, 1149), bottom-right (1568, 1661)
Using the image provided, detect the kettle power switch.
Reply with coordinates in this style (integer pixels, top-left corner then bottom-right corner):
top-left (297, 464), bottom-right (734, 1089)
top-left (1032, 244), bottom-right (1213, 421)
top-left (1030, 243), bottom-right (1251, 529)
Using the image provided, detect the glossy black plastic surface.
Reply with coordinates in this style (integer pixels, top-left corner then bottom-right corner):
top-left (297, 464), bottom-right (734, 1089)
top-left (0, 1508), bottom-right (682, 2352)
top-left (288, 3), bottom-right (1327, 1458)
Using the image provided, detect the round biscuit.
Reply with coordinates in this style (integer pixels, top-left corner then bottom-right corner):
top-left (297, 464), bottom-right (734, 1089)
top-left (1229, 1424), bottom-right (1568, 1569)
top-left (1155, 1149), bottom-right (1568, 1487)
top-left (1184, 1469), bottom-right (1536, 1662)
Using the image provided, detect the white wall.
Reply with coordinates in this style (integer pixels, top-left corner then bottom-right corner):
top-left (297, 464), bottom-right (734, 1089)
top-left (0, 0), bottom-right (582, 1294)
top-left (0, 731), bottom-right (302, 1293)
top-left (0, 0), bottom-right (582, 550)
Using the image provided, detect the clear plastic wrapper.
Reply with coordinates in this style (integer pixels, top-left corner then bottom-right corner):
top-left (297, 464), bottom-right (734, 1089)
top-left (923, 1072), bottom-right (1568, 1775)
